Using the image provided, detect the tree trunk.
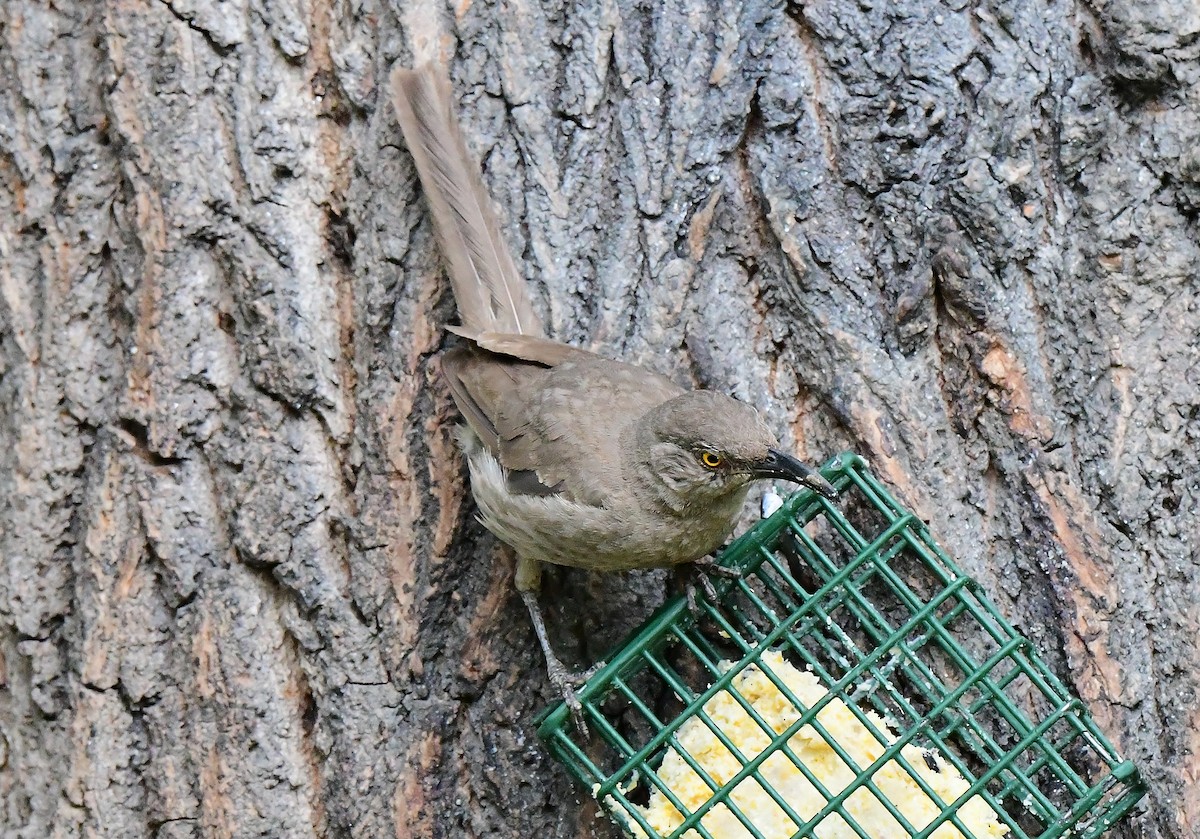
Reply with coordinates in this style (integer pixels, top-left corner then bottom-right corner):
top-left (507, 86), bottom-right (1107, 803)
top-left (1, 1), bottom-right (1195, 837)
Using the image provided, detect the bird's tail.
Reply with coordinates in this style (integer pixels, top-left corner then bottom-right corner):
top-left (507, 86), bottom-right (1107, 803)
top-left (390, 64), bottom-right (543, 338)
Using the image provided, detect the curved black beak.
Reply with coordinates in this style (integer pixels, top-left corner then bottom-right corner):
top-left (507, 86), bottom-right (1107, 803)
top-left (752, 449), bottom-right (837, 499)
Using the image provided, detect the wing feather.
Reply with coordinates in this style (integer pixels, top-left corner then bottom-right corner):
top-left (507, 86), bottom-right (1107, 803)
top-left (442, 337), bottom-right (683, 506)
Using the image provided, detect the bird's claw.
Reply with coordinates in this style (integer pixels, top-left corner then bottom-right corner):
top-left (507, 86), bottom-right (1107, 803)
top-left (685, 573), bottom-right (719, 618)
top-left (548, 658), bottom-right (603, 738)
top-left (685, 556), bottom-right (741, 619)
top-left (693, 554), bottom-right (742, 580)
top-left (577, 660), bottom-right (606, 681)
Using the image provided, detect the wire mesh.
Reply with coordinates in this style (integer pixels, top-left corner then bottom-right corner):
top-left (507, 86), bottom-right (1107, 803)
top-left (537, 453), bottom-right (1145, 839)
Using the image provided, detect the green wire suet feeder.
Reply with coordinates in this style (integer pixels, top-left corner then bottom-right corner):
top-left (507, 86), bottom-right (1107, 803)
top-left (538, 453), bottom-right (1144, 839)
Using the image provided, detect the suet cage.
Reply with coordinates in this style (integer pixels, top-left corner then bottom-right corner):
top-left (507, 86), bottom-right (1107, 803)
top-left (537, 453), bottom-right (1144, 839)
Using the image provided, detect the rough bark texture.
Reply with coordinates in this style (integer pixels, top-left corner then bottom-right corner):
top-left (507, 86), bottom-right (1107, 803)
top-left (0, 1), bottom-right (1195, 837)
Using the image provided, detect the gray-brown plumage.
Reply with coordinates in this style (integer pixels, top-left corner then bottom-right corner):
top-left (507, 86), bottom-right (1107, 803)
top-left (389, 66), bottom-right (540, 338)
top-left (390, 64), bottom-right (835, 727)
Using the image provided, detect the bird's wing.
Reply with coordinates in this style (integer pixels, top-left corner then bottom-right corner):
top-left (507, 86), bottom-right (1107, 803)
top-left (442, 337), bottom-right (683, 506)
top-left (445, 328), bottom-right (594, 367)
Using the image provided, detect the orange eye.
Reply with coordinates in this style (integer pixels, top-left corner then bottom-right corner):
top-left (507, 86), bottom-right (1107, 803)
top-left (700, 451), bottom-right (723, 469)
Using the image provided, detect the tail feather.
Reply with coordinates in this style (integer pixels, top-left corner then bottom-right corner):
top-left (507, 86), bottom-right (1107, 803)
top-left (390, 64), bottom-right (543, 337)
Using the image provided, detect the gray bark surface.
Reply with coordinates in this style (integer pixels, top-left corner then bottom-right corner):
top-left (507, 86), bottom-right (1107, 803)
top-left (0, 1), bottom-right (1195, 837)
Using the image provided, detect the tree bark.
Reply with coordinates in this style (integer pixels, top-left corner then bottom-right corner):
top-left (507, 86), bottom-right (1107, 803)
top-left (1, 1), bottom-right (1195, 837)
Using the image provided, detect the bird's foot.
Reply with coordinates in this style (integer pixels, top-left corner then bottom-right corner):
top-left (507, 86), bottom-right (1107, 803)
top-left (547, 657), bottom-right (604, 738)
top-left (518, 586), bottom-right (603, 738)
top-left (693, 554), bottom-right (742, 580)
top-left (685, 556), bottom-right (742, 619)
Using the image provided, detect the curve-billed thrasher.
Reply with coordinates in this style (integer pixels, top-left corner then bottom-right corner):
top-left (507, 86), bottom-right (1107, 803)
top-left (391, 64), bottom-right (835, 721)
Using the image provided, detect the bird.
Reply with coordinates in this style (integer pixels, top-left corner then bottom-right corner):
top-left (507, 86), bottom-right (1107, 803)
top-left (389, 63), bottom-right (836, 727)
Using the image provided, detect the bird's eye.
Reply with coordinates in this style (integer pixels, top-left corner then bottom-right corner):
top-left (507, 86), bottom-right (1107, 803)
top-left (699, 451), bottom-right (724, 469)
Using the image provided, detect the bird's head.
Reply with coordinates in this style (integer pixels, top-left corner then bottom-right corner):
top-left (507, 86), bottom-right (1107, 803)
top-left (637, 391), bottom-right (836, 512)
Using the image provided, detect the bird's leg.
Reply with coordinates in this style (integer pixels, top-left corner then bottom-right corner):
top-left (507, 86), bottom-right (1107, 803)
top-left (515, 557), bottom-right (596, 737)
top-left (684, 554), bottom-right (742, 619)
